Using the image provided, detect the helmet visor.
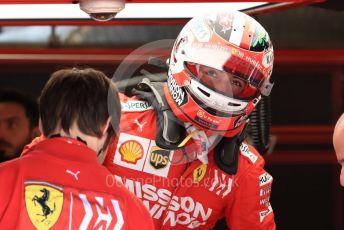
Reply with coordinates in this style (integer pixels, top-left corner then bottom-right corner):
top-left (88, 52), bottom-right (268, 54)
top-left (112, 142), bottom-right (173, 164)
top-left (186, 62), bottom-right (259, 100)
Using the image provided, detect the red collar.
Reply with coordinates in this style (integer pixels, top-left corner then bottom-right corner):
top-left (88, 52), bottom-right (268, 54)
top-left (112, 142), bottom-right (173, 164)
top-left (26, 137), bottom-right (99, 164)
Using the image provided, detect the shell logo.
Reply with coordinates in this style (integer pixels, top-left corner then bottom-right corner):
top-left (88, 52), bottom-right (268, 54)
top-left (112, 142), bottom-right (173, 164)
top-left (119, 140), bottom-right (144, 164)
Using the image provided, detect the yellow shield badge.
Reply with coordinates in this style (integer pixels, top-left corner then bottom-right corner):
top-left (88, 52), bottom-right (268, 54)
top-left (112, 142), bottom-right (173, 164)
top-left (193, 164), bottom-right (207, 183)
top-left (24, 181), bottom-right (64, 230)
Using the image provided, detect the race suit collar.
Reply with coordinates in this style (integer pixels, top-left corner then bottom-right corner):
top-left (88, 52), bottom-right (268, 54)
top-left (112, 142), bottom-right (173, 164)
top-left (26, 137), bottom-right (98, 164)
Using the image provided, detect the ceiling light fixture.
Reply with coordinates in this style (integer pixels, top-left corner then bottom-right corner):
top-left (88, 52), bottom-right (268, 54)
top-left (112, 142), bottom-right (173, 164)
top-left (79, 0), bottom-right (125, 22)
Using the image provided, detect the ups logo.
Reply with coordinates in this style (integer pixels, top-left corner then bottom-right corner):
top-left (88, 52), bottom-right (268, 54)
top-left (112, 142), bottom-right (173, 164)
top-left (149, 146), bottom-right (170, 169)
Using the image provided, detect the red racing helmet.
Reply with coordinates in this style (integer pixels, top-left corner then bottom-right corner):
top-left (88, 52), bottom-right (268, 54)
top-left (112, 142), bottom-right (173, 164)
top-left (165, 10), bottom-right (274, 137)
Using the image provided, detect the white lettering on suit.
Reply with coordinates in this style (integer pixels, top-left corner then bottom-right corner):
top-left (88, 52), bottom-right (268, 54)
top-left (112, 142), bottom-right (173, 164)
top-left (79, 194), bottom-right (93, 230)
top-left (115, 175), bottom-right (212, 228)
top-left (78, 193), bottom-right (124, 230)
top-left (209, 169), bottom-right (232, 198)
top-left (94, 197), bottom-right (112, 229)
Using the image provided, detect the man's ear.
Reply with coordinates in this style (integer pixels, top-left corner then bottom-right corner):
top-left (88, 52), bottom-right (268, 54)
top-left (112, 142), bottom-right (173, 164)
top-left (101, 117), bottom-right (112, 136)
top-left (28, 119), bottom-right (42, 139)
top-left (31, 126), bottom-right (41, 139)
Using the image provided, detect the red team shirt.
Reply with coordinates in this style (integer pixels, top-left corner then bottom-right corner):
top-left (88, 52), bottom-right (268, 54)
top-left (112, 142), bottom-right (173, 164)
top-left (0, 137), bottom-right (154, 229)
top-left (104, 93), bottom-right (276, 230)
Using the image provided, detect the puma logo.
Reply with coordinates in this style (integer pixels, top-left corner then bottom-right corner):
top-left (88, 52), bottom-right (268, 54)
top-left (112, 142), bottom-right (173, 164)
top-left (66, 169), bottom-right (80, 181)
top-left (134, 119), bottom-right (147, 132)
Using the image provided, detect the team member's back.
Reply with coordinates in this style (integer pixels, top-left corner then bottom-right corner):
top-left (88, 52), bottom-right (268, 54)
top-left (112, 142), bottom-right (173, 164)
top-left (0, 68), bottom-right (154, 229)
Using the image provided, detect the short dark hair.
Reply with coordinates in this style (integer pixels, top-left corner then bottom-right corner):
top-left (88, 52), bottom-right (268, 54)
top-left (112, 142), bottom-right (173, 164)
top-left (39, 68), bottom-right (121, 138)
top-left (0, 88), bottom-right (38, 129)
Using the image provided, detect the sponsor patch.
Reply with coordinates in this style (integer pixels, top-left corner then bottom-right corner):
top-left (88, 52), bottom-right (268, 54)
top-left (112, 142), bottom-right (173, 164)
top-left (143, 144), bottom-right (174, 178)
top-left (259, 196), bottom-right (270, 207)
top-left (114, 133), bottom-right (173, 177)
top-left (119, 140), bottom-right (144, 164)
top-left (196, 110), bottom-right (220, 126)
top-left (25, 181), bottom-right (63, 230)
top-left (194, 116), bottom-right (218, 129)
top-left (121, 100), bottom-right (153, 112)
top-left (262, 48), bottom-right (274, 68)
top-left (167, 74), bottom-right (188, 107)
top-left (245, 55), bottom-right (263, 71)
top-left (260, 186), bottom-right (271, 196)
top-left (240, 143), bottom-right (258, 164)
top-left (114, 133), bottom-right (150, 172)
top-left (149, 146), bottom-right (171, 169)
top-left (259, 172), bottom-right (273, 187)
top-left (259, 204), bottom-right (273, 223)
top-left (193, 164), bottom-right (207, 183)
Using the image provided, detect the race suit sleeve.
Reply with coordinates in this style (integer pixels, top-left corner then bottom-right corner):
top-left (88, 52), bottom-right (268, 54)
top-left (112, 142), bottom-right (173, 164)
top-left (226, 158), bottom-right (276, 230)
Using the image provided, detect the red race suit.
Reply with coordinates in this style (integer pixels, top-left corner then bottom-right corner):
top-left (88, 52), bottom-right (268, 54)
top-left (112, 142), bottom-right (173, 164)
top-left (104, 93), bottom-right (276, 230)
top-left (0, 137), bottom-right (154, 230)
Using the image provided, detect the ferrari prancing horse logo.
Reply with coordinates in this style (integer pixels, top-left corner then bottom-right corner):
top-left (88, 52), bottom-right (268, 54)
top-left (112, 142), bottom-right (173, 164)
top-left (193, 164), bottom-right (207, 183)
top-left (25, 181), bottom-right (63, 230)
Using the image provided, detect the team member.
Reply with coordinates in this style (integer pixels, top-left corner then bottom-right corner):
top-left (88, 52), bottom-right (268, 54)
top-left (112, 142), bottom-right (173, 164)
top-left (104, 11), bottom-right (275, 229)
top-left (0, 68), bottom-right (154, 229)
top-left (333, 113), bottom-right (344, 187)
top-left (0, 89), bottom-right (39, 162)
